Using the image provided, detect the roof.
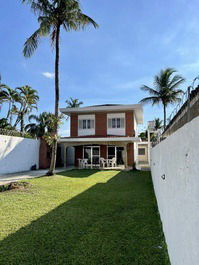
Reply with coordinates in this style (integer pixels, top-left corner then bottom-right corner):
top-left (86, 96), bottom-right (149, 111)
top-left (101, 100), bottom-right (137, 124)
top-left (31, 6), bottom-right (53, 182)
top-left (60, 104), bottom-right (143, 124)
top-left (58, 137), bottom-right (141, 144)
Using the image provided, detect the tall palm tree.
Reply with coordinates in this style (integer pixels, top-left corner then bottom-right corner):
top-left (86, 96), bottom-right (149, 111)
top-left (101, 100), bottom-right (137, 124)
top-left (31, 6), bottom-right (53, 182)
top-left (140, 68), bottom-right (185, 129)
top-left (13, 86), bottom-right (39, 132)
top-left (25, 112), bottom-right (54, 137)
top-left (66, 97), bottom-right (83, 108)
top-left (22, 0), bottom-right (98, 175)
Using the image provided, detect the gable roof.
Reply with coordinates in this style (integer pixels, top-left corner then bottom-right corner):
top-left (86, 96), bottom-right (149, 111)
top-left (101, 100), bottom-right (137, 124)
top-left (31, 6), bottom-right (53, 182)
top-left (60, 104), bottom-right (143, 124)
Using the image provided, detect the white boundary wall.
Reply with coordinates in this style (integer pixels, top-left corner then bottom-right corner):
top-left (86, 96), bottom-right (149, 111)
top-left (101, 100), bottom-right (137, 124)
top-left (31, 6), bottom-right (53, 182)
top-left (151, 116), bottom-right (199, 265)
top-left (0, 135), bottom-right (40, 175)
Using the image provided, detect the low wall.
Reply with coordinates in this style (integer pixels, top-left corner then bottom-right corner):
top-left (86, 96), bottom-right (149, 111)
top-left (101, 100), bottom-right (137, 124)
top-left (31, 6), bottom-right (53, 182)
top-left (151, 116), bottom-right (199, 265)
top-left (0, 135), bottom-right (40, 175)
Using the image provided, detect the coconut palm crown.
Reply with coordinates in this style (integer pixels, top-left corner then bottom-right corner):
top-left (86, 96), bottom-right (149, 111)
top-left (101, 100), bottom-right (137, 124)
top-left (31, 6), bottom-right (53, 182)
top-left (140, 68), bottom-right (185, 129)
top-left (66, 97), bottom-right (83, 108)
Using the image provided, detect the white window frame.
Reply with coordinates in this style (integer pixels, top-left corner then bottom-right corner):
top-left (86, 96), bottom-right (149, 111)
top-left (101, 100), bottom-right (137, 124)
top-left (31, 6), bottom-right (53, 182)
top-left (107, 113), bottom-right (126, 136)
top-left (78, 115), bottom-right (95, 136)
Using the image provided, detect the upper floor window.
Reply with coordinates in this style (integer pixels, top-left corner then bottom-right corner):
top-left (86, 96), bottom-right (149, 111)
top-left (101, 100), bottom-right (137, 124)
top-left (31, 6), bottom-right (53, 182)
top-left (108, 117), bottom-right (125, 129)
top-left (79, 119), bottom-right (94, 130)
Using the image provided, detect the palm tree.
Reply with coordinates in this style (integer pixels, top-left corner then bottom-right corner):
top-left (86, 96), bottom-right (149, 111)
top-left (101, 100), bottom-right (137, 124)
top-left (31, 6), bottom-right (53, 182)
top-left (0, 85), bottom-right (9, 109)
top-left (25, 112), bottom-right (54, 137)
top-left (2, 87), bottom-right (20, 125)
top-left (140, 68), bottom-right (185, 129)
top-left (0, 118), bottom-right (12, 129)
top-left (154, 118), bottom-right (163, 130)
top-left (22, 0), bottom-right (98, 175)
top-left (66, 97), bottom-right (83, 108)
top-left (13, 86), bottom-right (39, 132)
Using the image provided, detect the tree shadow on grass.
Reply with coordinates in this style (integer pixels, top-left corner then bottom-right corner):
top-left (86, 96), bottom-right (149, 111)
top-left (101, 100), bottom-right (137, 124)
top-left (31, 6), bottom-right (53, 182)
top-left (56, 169), bottom-right (100, 178)
top-left (0, 171), bottom-right (170, 265)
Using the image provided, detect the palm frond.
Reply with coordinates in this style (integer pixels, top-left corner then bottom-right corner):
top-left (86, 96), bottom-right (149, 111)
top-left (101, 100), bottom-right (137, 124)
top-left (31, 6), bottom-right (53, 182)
top-left (170, 78), bottom-right (185, 90)
top-left (78, 13), bottom-right (99, 29)
top-left (139, 96), bottom-right (161, 105)
top-left (140, 85), bottom-right (160, 96)
top-left (23, 29), bottom-right (41, 57)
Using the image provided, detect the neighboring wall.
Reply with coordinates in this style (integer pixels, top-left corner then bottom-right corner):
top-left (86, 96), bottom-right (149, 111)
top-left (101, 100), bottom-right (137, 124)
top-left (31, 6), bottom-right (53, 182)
top-left (0, 135), bottom-right (40, 175)
top-left (151, 116), bottom-right (199, 265)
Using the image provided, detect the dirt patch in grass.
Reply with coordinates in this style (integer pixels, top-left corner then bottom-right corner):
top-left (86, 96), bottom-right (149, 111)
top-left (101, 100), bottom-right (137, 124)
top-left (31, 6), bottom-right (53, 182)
top-left (0, 182), bottom-right (30, 192)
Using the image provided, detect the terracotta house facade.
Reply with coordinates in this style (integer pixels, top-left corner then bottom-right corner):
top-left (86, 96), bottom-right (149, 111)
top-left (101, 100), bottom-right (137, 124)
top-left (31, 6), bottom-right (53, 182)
top-left (59, 104), bottom-right (143, 169)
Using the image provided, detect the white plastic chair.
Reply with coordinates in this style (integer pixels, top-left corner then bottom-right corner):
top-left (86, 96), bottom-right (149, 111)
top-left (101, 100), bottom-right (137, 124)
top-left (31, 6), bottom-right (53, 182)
top-left (100, 158), bottom-right (106, 168)
top-left (110, 157), bottom-right (117, 168)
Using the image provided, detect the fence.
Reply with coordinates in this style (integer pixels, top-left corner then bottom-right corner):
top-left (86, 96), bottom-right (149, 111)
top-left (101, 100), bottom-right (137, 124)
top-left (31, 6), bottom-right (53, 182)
top-left (152, 76), bottom-right (199, 146)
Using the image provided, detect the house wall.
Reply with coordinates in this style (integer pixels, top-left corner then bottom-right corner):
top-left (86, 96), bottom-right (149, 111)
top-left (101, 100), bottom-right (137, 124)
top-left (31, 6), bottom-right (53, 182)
top-left (0, 135), bottom-right (40, 175)
top-left (39, 139), bottom-right (51, 169)
top-left (95, 113), bottom-right (107, 136)
top-left (151, 116), bottom-right (199, 265)
top-left (126, 112), bottom-right (134, 136)
top-left (70, 111), bottom-right (135, 137)
top-left (71, 113), bottom-right (78, 137)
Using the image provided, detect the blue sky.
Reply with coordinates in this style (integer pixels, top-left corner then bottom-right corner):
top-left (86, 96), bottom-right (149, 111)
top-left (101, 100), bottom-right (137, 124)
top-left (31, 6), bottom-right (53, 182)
top-left (1, 0), bottom-right (199, 135)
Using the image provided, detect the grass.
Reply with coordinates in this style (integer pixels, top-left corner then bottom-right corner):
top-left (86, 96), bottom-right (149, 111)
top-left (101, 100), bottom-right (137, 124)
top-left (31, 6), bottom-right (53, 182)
top-left (0, 170), bottom-right (170, 265)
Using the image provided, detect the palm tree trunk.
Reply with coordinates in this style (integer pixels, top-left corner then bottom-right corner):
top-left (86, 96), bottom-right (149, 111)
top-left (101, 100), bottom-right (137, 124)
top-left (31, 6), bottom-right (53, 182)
top-left (20, 113), bottom-right (24, 133)
top-left (47, 25), bottom-right (60, 176)
top-left (163, 104), bottom-right (166, 130)
top-left (6, 101), bottom-right (11, 120)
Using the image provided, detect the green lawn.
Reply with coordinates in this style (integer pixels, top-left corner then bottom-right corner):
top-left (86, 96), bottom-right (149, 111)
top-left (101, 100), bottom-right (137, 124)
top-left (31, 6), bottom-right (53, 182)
top-left (0, 170), bottom-right (170, 265)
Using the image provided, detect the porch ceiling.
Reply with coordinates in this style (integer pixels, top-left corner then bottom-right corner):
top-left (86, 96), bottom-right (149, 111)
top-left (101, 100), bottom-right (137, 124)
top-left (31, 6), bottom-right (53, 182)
top-left (58, 137), bottom-right (141, 146)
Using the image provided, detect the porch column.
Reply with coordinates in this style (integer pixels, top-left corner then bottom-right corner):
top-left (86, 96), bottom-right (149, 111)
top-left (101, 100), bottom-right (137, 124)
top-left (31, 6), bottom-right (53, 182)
top-left (123, 144), bottom-right (128, 168)
top-left (63, 144), bottom-right (67, 168)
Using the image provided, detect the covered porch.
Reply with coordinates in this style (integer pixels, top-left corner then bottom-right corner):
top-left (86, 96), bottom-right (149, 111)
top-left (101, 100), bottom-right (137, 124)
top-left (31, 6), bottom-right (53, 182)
top-left (58, 137), bottom-right (141, 169)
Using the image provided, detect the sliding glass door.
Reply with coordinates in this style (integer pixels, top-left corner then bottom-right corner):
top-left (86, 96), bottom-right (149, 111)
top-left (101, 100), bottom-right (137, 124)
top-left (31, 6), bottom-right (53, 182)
top-left (108, 146), bottom-right (124, 165)
top-left (83, 146), bottom-right (100, 167)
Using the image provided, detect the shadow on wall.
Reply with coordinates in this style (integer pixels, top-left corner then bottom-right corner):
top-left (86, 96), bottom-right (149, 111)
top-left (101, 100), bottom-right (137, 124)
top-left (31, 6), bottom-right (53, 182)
top-left (0, 135), bottom-right (40, 174)
top-left (0, 171), bottom-right (169, 265)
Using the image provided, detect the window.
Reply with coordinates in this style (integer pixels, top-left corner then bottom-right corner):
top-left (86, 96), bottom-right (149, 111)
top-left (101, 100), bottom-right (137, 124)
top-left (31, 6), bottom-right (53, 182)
top-left (138, 148), bottom-right (145, 155)
top-left (83, 146), bottom-right (100, 165)
top-left (108, 118), bottom-right (125, 129)
top-left (79, 119), bottom-right (94, 130)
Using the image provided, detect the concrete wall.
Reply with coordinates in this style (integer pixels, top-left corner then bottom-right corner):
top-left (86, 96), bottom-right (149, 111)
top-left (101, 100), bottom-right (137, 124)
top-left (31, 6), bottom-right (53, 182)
top-left (151, 116), bottom-right (199, 265)
top-left (0, 135), bottom-right (40, 175)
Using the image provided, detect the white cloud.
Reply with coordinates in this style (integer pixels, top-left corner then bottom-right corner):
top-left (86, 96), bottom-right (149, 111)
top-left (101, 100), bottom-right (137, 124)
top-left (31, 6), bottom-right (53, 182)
top-left (42, 72), bottom-right (55, 79)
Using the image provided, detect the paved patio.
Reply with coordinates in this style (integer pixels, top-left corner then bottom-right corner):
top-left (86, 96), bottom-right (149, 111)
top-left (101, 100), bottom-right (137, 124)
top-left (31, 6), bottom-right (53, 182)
top-left (0, 167), bottom-right (74, 185)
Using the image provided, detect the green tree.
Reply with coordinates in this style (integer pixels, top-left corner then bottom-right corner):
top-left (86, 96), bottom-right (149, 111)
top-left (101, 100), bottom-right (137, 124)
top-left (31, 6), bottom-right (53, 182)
top-left (25, 112), bottom-right (54, 137)
top-left (154, 118), bottom-right (163, 130)
top-left (22, 0), bottom-right (98, 175)
top-left (140, 68), bottom-right (185, 129)
top-left (66, 97), bottom-right (83, 108)
top-left (13, 86), bottom-right (39, 132)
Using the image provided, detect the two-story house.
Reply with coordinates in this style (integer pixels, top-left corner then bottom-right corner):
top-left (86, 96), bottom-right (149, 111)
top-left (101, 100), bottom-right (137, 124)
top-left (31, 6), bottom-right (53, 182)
top-left (59, 104), bottom-right (143, 169)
